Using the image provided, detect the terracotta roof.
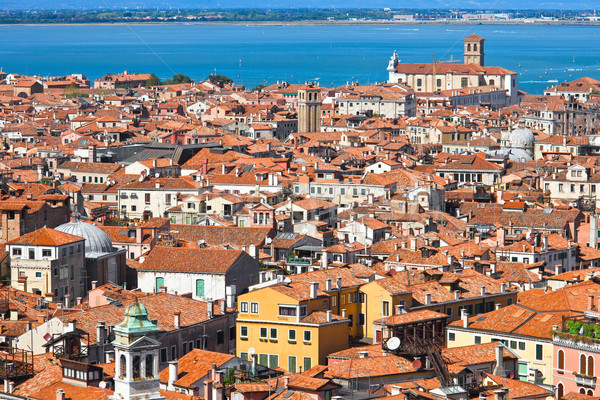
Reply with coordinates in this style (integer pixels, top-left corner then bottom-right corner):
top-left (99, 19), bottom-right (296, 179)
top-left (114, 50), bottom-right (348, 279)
top-left (135, 246), bottom-right (245, 274)
top-left (6, 227), bottom-right (84, 246)
top-left (158, 349), bottom-right (234, 388)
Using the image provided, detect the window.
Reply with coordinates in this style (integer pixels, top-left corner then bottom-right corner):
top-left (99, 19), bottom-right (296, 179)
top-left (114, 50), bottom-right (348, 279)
top-left (270, 328), bottom-right (278, 340)
top-left (12, 248), bottom-right (21, 256)
top-left (449, 332), bottom-right (456, 342)
top-left (461, 77), bottom-right (468, 88)
top-left (303, 357), bottom-right (312, 372)
top-left (240, 352), bottom-right (248, 361)
top-left (29, 249), bottom-right (35, 259)
top-left (474, 336), bottom-right (481, 344)
top-left (289, 329), bottom-right (296, 342)
top-left (416, 79), bottom-right (422, 87)
top-left (217, 330), bottom-right (224, 345)
top-left (171, 346), bottom-right (177, 360)
top-left (145, 193), bottom-right (151, 204)
top-left (557, 349), bottom-right (564, 370)
top-left (535, 344), bottom-right (543, 361)
top-left (279, 306), bottom-right (297, 316)
top-left (559, 183), bottom-right (564, 192)
top-left (146, 355), bottom-right (153, 378)
top-left (510, 340), bottom-right (517, 349)
top-left (250, 302), bottom-right (259, 314)
top-left (195, 279), bottom-right (204, 297)
top-left (358, 313), bottom-right (365, 326)
top-left (240, 326), bottom-right (248, 339)
top-left (259, 354), bottom-right (268, 366)
top-left (288, 356), bottom-right (297, 373)
top-left (42, 249), bottom-right (51, 257)
top-left (382, 301), bottom-right (390, 317)
top-left (35, 272), bottom-right (42, 278)
top-left (240, 302), bottom-right (248, 313)
top-left (518, 342), bottom-right (525, 351)
top-left (436, 78), bottom-right (441, 87)
top-left (260, 327), bottom-right (268, 339)
top-left (588, 355), bottom-right (594, 376)
top-left (303, 330), bottom-right (312, 343)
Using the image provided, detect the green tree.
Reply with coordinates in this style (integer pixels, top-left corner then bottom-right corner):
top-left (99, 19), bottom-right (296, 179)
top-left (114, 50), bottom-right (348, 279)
top-left (146, 73), bottom-right (161, 87)
top-left (63, 83), bottom-right (84, 99)
top-left (208, 74), bottom-right (233, 87)
top-left (163, 74), bottom-right (191, 85)
top-left (253, 84), bottom-right (266, 92)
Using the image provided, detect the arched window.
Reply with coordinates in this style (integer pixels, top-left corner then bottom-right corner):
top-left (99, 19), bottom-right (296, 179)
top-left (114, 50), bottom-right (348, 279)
top-left (259, 213), bottom-right (264, 225)
top-left (557, 383), bottom-right (564, 399)
top-left (473, 44), bottom-right (478, 51)
top-left (588, 355), bottom-right (594, 376)
top-left (580, 388), bottom-right (586, 394)
top-left (557, 350), bottom-right (565, 370)
top-left (416, 79), bottom-right (422, 87)
top-left (254, 213), bottom-right (258, 224)
top-left (120, 355), bottom-right (127, 377)
top-left (489, 79), bottom-right (495, 86)
top-left (133, 356), bottom-right (141, 379)
top-left (467, 44), bottom-right (471, 51)
top-left (588, 389), bottom-right (594, 396)
top-left (146, 355), bottom-right (154, 378)
top-left (581, 354), bottom-right (587, 375)
top-left (265, 213), bottom-right (270, 225)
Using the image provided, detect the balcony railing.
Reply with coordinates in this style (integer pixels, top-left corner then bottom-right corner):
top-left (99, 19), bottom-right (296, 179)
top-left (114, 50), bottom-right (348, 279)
top-left (575, 373), bottom-right (596, 387)
top-left (287, 257), bottom-right (312, 265)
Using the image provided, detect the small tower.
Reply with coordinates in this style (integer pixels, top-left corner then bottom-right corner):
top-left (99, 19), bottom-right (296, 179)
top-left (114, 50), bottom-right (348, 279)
top-left (110, 300), bottom-right (164, 400)
top-left (297, 84), bottom-right (321, 133)
top-left (464, 34), bottom-right (485, 66)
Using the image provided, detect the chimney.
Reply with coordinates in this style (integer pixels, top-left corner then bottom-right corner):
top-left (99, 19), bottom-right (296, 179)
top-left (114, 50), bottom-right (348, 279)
top-left (490, 263), bottom-right (497, 275)
top-left (310, 282), bottom-right (318, 299)
top-left (336, 277), bottom-right (342, 290)
top-left (56, 389), bottom-right (65, 400)
top-left (495, 303), bottom-right (502, 310)
top-left (543, 235), bottom-right (548, 252)
top-left (358, 351), bottom-right (368, 358)
top-left (480, 286), bottom-right (486, 297)
top-left (493, 344), bottom-right (505, 376)
top-left (341, 309), bottom-right (347, 318)
top-left (64, 294), bottom-right (70, 307)
top-left (591, 214), bottom-right (598, 248)
top-left (425, 293), bottom-right (432, 305)
top-left (454, 290), bottom-right (460, 300)
top-left (226, 285), bottom-right (236, 309)
top-left (174, 312), bottom-right (181, 329)
top-left (97, 321), bottom-right (106, 344)
top-left (203, 379), bottom-right (213, 400)
top-left (76, 297), bottom-right (82, 305)
top-left (321, 251), bottom-right (328, 269)
top-left (394, 243), bottom-right (399, 251)
top-left (461, 308), bottom-right (469, 328)
top-left (207, 301), bottom-right (214, 319)
top-left (410, 237), bottom-right (417, 251)
top-left (202, 159), bottom-right (208, 176)
top-left (497, 227), bottom-right (505, 247)
top-left (501, 282), bottom-right (506, 293)
top-left (283, 375), bottom-right (290, 388)
top-left (91, 281), bottom-right (97, 290)
top-left (325, 278), bottom-right (332, 291)
top-left (326, 310), bottom-right (332, 322)
top-left (588, 295), bottom-right (595, 312)
top-left (475, 234), bottom-right (481, 244)
top-left (168, 361), bottom-right (178, 389)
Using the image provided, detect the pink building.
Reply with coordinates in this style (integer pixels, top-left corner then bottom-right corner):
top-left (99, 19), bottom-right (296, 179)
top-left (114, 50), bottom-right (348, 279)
top-left (553, 302), bottom-right (600, 398)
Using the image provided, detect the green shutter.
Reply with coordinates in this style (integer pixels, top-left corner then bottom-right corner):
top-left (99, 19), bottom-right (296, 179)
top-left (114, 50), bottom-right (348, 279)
top-left (303, 357), bottom-right (312, 372)
top-left (269, 355), bottom-right (278, 368)
top-left (196, 279), bottom-right (205, 297)
top-left (536, 344), bottom-right (543, 360)
top-left (258, 354), bottom-right (268, 366)
top-left (156, 277), bottom-right (164, 292)
top-left (288, 356), bottom-right (297, 373)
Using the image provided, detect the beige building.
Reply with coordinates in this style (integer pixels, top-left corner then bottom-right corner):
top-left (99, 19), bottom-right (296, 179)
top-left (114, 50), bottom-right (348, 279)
top-left (297, 85), bottom-right (321, 133)
top-left (7, 227), bottom-right (85, 305)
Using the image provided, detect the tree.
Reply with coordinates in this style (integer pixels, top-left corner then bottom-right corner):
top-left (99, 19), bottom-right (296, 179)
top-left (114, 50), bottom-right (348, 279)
top-left (253, 84), bottom-right (266, 92)
top-left (208, 74), bottom-right (233, 87)
top-left (146, 73), bottom-right (161, 87)
top-left (63, 83), bottom-right (85, 99)
top-left (162, 74), bottom-right (191, 85)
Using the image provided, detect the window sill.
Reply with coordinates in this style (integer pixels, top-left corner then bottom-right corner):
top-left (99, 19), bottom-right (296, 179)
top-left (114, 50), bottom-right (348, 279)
top-left (288, 340), bottom-right (296, 344)
top-left (240, 337), bottom-right (248, 341)
top-left (303, 341), bottom-right (312, 345)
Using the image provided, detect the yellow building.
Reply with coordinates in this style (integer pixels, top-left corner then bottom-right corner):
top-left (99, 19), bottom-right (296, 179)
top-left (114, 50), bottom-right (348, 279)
top-left (360, 269), bottom-right (517, 342)
top-left (236, 280), bottom-right (350, 371)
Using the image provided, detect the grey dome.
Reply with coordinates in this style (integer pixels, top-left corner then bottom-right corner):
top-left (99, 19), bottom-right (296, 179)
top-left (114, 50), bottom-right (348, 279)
top-left (55, 219), bottom-right (114, 254)
top-left (509, 127), bottom-right (534, 150)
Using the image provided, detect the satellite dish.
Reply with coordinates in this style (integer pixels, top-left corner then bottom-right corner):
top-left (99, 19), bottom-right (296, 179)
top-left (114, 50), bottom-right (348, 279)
top-left (248, 347), bottom-right (256, 355)
top-left (412, 359), bottom-right (422, 370)
top-left (387, 336), bottom-right (401, 351)
top-left (155, 173), bottom-right (160, 178)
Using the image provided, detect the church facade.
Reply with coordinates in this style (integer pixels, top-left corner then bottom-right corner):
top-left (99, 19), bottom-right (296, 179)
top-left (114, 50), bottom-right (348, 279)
top-left (387, 34), bottom-right (519, 104)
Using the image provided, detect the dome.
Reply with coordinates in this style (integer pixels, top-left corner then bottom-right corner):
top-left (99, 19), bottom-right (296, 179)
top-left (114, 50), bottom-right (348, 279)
top-left (115, 300), bottom-right (158, 335)
top-left (55, 218), bottom-right (114, 254)
top-left (509, 127), bottom-right (534, 150)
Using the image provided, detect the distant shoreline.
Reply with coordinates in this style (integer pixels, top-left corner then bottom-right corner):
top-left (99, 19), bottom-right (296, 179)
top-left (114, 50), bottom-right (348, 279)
top-left (2, 20), bottom-right (600, 27)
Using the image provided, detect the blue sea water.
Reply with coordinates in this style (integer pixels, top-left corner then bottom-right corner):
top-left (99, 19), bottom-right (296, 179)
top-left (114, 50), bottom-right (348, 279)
top-left (1, 23), bottom-right (600, 94)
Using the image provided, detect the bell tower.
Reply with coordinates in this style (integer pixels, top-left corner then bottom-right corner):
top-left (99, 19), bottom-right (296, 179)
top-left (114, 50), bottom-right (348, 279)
top-left (297, 84), bottom-right (321, 133)
top-left (464, 34), bottom-right (485, 66)
top-left (110, 300), bottom-right (164, 400)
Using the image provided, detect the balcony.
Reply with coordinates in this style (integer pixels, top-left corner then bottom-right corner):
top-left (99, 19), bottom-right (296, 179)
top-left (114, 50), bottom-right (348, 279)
top-left (287, 257), bottom-right (313, 265)
top-left (575, 373), bottom-right (596, 387)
